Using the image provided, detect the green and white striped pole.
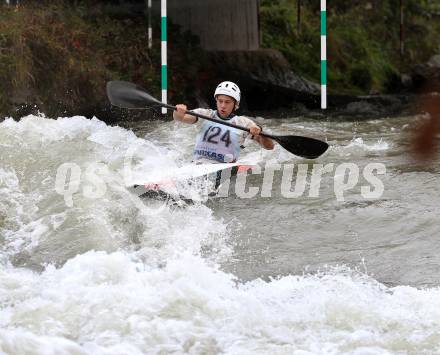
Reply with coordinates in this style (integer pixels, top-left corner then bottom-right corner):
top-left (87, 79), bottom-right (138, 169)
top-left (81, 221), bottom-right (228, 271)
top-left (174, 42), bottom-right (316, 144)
top-left (321, 0), bottom-right (327, 109)
top-left (161, 0), bottom-right (167, 114)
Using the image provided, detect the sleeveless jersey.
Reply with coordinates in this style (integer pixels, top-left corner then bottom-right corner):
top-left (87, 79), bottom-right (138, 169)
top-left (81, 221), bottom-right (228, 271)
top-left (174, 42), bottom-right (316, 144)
top-left (192, 109), bottom-right (256, 163)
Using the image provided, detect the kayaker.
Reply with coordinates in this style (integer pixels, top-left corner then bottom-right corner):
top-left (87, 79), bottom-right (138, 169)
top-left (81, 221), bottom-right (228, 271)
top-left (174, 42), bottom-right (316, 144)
top-left (173, 81), bottom-right (274, 163)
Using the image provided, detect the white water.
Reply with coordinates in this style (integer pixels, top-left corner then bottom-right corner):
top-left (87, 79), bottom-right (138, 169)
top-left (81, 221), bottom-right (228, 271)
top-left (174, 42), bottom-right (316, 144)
top-left (1, 115), bottom-right (440, 354)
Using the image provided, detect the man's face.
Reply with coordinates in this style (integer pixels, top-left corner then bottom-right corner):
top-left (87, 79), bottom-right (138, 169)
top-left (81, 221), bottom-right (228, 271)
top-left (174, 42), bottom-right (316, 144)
top-left (216, 95), bottom-right (236, 118)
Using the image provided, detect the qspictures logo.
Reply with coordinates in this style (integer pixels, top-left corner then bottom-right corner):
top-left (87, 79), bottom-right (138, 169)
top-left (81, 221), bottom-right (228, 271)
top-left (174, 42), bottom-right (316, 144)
top-left (214, 162), bottom-right (386, 201)
top-left (53, 159), bottom-right (386, 207)
top-left (53, 139), bottom-right (386, 207)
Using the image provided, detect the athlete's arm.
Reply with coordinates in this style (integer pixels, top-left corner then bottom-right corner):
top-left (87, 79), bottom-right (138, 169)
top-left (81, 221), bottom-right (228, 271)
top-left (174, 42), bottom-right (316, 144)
top-left (253, 134), bottom-right (274, 150)
top-left (173, 104), bottom-right (197, 124)
top-left (249, 123), bottom-right (274, 150)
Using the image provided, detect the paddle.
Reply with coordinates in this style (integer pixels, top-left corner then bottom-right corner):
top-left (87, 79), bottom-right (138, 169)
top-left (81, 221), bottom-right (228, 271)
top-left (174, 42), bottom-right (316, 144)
top-left (106, 80), bottom-right (329, 159)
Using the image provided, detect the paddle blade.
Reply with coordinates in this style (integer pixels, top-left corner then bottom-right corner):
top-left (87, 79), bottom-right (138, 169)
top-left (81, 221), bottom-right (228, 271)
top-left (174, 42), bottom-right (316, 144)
top-left (106, 81), bottom-right (160, 109)
top-left (272, 135), bottom-right (329, 159)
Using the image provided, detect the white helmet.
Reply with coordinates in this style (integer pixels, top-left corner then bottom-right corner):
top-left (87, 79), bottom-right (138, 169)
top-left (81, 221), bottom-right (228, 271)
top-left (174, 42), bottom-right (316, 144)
top-left (214, 81), bottom-right (241, 106)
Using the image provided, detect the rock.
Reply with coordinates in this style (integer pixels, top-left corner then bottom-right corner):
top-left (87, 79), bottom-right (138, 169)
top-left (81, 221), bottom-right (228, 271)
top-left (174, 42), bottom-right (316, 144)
top-left (427, 55), bottom-right (440, 68)
top-left (401, 73), bottom-right (413, 88)
top-left (290, 102), bottom-right (308, 115)
top-left (191, 49), bottom-right (411, 118)
top-left (217, 49), bottom-right (320, 94)
top-left (203, 49), bottom-right (321, 111)
top-left (411, 54), bottom-right (440, 91)
top-left (345, 101), bottom-right (380, 116)
top-left (325, 94), bottom-right (410, 119)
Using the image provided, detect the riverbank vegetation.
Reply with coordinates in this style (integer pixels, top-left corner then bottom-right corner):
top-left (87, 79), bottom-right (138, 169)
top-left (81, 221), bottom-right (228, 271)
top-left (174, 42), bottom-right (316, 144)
top-left (260, 0), bottom-right (440, 94)
top-left (0, 1), bottom-right (206, 118)
top-left (0, 0), bottom-right (439, 118)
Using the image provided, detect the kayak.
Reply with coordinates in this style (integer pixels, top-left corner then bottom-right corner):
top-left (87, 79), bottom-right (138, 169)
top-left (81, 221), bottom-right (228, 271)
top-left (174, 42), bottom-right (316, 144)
top-left (128, 162), bottom-right (256, 202)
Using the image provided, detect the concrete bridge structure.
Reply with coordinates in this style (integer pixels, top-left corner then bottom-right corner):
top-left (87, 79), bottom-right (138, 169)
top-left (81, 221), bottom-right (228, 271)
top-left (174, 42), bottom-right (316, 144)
top-left (167, 0), bottom-right (260, 51)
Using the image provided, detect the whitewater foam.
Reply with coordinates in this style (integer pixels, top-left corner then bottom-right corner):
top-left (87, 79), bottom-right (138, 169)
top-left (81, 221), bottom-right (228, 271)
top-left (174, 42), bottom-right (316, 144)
top-left (1, 115), bottom-right (440, 354)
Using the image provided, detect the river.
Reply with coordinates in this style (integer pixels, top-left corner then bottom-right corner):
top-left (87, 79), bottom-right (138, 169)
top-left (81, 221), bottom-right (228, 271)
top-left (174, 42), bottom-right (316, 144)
top-left (1, 113), bottom-right (439, 354)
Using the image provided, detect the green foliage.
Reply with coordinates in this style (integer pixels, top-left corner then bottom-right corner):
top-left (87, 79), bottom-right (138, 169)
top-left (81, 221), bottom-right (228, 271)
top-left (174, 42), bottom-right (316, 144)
top-left (1, 0), bottom-right (439, 117)
top-left (260, 0), bottom-right (320, 82)
top-left (260, 0), bottom-right (440, 94)
top-left (0, 1), bottom-right (209, 118)
top-left (349, 64), bottom-right (372, 91)
top-left (0, 2), bottom-right (114, 116)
